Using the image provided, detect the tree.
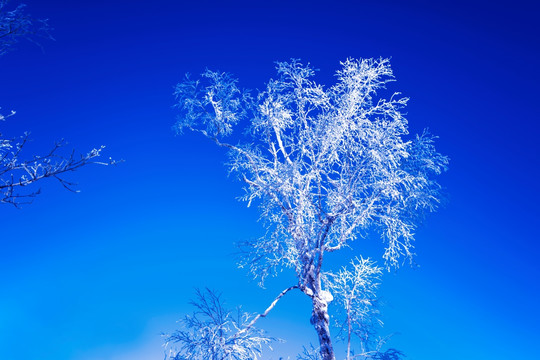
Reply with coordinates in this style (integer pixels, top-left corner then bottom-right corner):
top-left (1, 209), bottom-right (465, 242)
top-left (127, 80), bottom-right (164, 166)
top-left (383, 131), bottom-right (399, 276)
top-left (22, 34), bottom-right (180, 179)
top-left (1, 1), bottom-right (111, 207)
top-left (173, 58), bottom-right (448, 360)
top-left (164, 288), bottom-right (274, 360)
top-left (324, 257), bottom-right (404, 360)
top-left (0, 124), bottom-right (111, 206)
top-left (0, 0), bottom-right (51, 56)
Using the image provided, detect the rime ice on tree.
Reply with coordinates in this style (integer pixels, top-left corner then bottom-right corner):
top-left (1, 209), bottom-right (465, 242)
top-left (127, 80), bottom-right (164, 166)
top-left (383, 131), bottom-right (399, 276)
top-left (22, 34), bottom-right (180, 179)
top-left (173, 58), bottom-right (448, 360)
top-left (0, 1), bottom-right (111, 206)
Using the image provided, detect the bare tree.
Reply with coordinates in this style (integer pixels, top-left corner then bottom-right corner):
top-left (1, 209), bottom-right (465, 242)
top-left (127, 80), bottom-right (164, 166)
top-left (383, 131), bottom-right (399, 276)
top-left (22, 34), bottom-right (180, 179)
top-left (173, 58), bottom-right (448, 360)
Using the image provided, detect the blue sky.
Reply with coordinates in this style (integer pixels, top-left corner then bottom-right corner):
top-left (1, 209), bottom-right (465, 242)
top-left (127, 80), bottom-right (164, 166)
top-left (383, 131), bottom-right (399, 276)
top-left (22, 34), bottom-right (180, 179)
top-left (0, 0), bottom-right (538, 359)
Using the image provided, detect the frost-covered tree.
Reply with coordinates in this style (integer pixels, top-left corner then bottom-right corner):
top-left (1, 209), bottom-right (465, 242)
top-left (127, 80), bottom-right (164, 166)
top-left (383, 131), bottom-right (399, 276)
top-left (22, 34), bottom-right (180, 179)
top-left (164, 289), bottom-right (274, 360)
top-left (174, 58), bottom-right (448, 360)
top-left (325, 257), bottom-right (382, 359)
top-left (0, 0), bottom-right (51, 56)
top-left (324, 257), bottom-right (404, 360)
top-left (0, 1), bottom-right (111, 206)
top-left (0, 123), bottom-right (111, 206)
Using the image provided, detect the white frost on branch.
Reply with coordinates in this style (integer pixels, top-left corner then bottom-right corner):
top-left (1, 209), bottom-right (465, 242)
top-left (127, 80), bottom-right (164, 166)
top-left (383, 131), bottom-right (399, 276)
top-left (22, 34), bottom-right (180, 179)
top-left (324, 257), bottom-right (382, 359)
top-left (174, 58), bottom-right (448, 281)
top-left (1, 2), bottom-right (112, 207)
top-left (0, 111), bottom-right (116, 206)
top-left (164, 289), bottom-right (274, 360)
top-left (174, 58), bottom-right (447, 360)
top-left (0, 0), bottom-right (52, 56)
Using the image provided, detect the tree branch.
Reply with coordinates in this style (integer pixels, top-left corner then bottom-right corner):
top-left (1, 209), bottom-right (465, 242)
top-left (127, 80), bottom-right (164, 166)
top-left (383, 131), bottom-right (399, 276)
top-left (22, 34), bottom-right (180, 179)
top-left (236, 284), bottom-right (298, 336)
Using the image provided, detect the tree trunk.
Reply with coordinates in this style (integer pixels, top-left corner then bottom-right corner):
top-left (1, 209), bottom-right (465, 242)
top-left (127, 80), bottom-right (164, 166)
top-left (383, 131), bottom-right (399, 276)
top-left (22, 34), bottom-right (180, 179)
top-left (310, 294), bottom-right (335, 360)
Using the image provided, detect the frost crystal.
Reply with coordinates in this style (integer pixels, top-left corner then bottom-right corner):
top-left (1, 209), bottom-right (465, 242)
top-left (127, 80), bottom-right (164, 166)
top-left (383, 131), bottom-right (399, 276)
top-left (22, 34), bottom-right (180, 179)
top-left (175, 58), bottom-right (447, 360)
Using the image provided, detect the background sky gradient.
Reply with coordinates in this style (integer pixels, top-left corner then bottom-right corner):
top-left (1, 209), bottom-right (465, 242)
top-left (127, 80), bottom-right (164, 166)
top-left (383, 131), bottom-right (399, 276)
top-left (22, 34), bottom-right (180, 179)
top-left (1, 1), bottom-right (538, 359)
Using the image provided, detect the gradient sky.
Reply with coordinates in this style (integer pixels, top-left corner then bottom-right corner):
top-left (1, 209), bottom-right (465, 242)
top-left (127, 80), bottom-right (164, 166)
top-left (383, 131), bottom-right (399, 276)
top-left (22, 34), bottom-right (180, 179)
top-left (1, 0), bottom-right (538, 359)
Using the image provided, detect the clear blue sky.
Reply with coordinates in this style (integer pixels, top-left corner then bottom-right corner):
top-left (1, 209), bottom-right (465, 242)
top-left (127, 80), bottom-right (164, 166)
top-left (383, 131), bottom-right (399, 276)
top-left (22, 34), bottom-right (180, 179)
top-left (1, 0), bottom-right (538, 359)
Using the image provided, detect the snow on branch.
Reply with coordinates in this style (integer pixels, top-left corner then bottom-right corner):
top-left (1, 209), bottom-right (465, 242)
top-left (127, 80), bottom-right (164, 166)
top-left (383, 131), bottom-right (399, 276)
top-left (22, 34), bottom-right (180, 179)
top-left (174, 58), bottom-right (448, 279)
top-left (0, 0), bottom-right (52, 56)
top-left (174, 58), bottom-right (447, 360)
top-left (0, 116), bottom-right (116, 206)
top-left (164, 289), bottom-right (274, 360)
top-left (173, 70), bottom-right (249, 138)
